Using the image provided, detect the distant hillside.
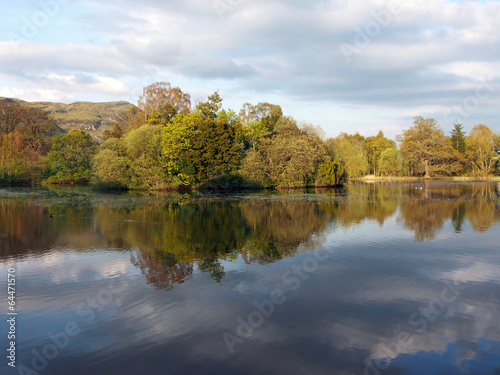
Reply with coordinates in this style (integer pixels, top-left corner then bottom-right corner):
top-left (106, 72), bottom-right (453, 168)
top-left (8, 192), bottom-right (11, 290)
top-left (1, 97), bottom-right (136, 140)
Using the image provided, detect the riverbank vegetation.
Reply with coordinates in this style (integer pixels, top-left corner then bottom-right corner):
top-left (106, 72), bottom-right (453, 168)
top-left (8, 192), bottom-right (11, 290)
top-left (1, 82), bottom-right (499, 189)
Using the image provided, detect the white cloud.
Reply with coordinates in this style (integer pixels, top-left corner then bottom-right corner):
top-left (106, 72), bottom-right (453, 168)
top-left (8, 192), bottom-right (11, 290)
top-left (1, 0), bottom-right (500, 135)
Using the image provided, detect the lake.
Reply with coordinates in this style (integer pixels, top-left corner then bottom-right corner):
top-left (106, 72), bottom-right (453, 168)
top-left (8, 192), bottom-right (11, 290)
top-left (1, 182), bottom-right (500, 375)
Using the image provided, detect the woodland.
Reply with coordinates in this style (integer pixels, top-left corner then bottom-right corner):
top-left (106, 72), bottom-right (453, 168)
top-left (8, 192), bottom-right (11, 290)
top-left (1, 82), bottom-right (499, 189)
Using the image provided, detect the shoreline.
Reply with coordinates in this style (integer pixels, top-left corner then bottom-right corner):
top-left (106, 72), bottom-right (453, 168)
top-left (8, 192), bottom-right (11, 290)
top-left (351, 176), bottom-right (500, 183)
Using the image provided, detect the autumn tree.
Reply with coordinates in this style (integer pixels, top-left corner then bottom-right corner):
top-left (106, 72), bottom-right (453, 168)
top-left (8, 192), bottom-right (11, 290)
top-left (113, 106), bottom-right (147, 131)
top-left (465, 124), bottom-right (497, 177)
top-left (398, 117), bottom-right (461, 177)
top-left (0, 101), bottom-right (21, 134)
top-left (0, 131), bottom-right (25, 183)
top-left (138, 82), bottom-right (191, 119)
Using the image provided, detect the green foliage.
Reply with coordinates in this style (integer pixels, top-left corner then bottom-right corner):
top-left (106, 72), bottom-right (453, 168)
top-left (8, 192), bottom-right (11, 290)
top-left (398, 117), bottom-right (461, 177)
top-left (189, 110), bottom-right (240, 184)
top-left (240, 116), bottom-right (328, 188)
top-left (238, 102), bottom-right (283, 133)
top-left (465, 124), bottom-right (497, 177)
top-left (364, 131), bottom-right (396, 175)
top-left (102, 122), bottom-right (123, 141)
top-left (162, 93), bottom-right (240, 187)
top-left (161, 113), bottom-right (197, 186)
top-left (316, 161), bottom-right (346, 186)
top-left (450, 123), bottom-right (466, 154)
top-left (196, 91), bottom-right (223, 119)
top-left (335, 132), bottom-right (368, 177)
top-left (148, 103), bottom-right (177, 126)
top-left (93, 125), bottom-right (166, 189)
top-left (46, 129), bottom-right (96, 183)
top-left (378, 148), bottom-right (402, 176)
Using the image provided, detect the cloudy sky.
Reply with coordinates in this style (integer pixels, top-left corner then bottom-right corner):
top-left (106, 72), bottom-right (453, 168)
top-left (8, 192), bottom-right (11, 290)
top-left (1, 0), bottom-right (499, 139)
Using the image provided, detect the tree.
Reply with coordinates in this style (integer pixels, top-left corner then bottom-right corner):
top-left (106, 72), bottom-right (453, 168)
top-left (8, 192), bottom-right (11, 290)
top-left (138, 82), bottom-right (191, 118)
top-left (196, 91), bottom-right (223, 120)
top-left (161, 113), bottom-right (197, 186)
top-left (113, 106), bottom-right (147, 131)
top-left (0, 131), bottom-right (25, 182)
top-left (46, 129), bottom-right (96, 183)
top-left (335, 132), bottom-right (368, 177)
top-left (450, 123), bottom-right (466, 154)
top-left (465, 124), bottom-right (497, 177)
top-left (102, 122), bottom-right (123, 141)
top-left (398, 117), bottom-right (461, 177)
top-left (241, 116), bottom-right (328, 187)
top-left (162, 92), bottom-right (240, 186)
top-left (364, 131), bottom-right (395, 175)
top-left (241, 119), bottom-right (271, 150)
top-left (238, 102), bottom-right (282, 132)
top-left (378, 148), bottom-right (402, 176)
top-left (0, 101), bottom-right (21, 134)
top-left (94, 125), bottom-right (166, 189)
top-left (316, 161), bottom-right (346, 186)
top-left (189, 112), bottom-right (240, 185)
top-left (148, 103), bottom-right (177, 126)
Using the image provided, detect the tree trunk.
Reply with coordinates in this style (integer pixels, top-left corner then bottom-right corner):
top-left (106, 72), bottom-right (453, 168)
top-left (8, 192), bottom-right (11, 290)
top-left (423, 159), bottom-right (430, 178)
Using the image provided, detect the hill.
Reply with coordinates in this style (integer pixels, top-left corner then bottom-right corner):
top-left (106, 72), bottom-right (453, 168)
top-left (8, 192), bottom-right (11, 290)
top-left (1, 97), bottom-right (136, 141)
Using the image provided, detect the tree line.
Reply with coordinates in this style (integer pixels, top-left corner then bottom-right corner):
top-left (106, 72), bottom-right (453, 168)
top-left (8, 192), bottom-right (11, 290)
top-left (1, 82), bottom-right (499, 188)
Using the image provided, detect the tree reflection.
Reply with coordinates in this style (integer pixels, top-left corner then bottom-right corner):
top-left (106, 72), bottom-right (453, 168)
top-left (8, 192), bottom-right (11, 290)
top-left (2, 183), bottom-right (498, 287)
top-left (131, 250), bottom-right (194, 289)
top-left (399, 183), bottom-right (499, 240)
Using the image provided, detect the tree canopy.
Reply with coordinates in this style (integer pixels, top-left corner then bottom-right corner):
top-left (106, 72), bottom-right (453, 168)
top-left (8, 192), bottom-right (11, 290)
top-left (398, 117), bottom-right (461, 177)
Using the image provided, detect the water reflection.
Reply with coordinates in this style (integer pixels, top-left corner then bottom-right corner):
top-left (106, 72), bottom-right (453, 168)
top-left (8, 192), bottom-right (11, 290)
top-left (1, 183), bottom-right (500, 375)
top-left (1, 182), bottom-right (499, 288)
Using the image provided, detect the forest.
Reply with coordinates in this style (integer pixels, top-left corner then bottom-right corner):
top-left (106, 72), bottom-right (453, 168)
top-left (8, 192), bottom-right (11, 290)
top-left (1, 82), bottom-right (499, 189)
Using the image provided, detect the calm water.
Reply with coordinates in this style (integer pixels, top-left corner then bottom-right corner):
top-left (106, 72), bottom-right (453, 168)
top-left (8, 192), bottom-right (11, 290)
top-left (1, 182), bottom-right (500, 375)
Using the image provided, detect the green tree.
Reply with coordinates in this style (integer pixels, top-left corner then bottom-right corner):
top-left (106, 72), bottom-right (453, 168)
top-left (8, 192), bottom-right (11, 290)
top-left (238, 102), bottom-right (282, 132)
top-left (46, 129), bottom-right (96, 183)
top-left (364, 131), bottom-right (395, 175)
top-left (195, 91), bottom-right (223, 119)
top-left (378, 148), bottom-right (402, 176)
top-left (335, 132), bottom-right (368, 177)
top-left (241, 116), bottom-right (327, 187)
top-left (161, 113), bottom-right (197, 186)
top-left (102, 122), bottom-right (123, 141)
top-left (316, 161), bottom-right (346, 186)
top-left (162, 92), bottom-right (240, 186)
top-left (94, 125), bottom-right (166, 189)
top-left (450, 123), bottom-right (466, 154)
top-left (465, 124), bottom-right (497, 177)
top-left (398, 117), bottom-right (460, 177)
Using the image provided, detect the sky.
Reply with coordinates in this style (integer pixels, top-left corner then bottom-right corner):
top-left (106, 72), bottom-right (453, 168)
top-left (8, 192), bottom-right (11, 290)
top-left (0, 0), bottom-right (499, 140)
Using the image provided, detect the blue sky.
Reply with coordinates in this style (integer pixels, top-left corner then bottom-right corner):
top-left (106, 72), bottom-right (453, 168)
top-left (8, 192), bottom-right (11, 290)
top-left (1, 0), bottom-right (499, 139)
